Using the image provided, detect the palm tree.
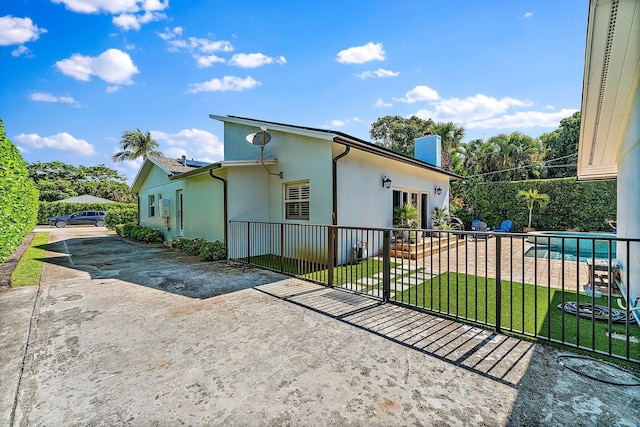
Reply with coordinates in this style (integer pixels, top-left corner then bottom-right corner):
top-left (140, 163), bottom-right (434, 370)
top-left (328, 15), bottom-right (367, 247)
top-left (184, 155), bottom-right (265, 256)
top-left (431, 121), bottom-right (465, 171)
top-left (112, 129), bottom-right (163, 162)
top-left (518, 189), bottom-right (550, 228)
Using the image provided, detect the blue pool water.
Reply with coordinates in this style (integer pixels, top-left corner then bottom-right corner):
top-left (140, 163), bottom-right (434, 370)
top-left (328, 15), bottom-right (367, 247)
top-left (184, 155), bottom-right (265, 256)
top-left (525, 231), bottom-right (617, 262)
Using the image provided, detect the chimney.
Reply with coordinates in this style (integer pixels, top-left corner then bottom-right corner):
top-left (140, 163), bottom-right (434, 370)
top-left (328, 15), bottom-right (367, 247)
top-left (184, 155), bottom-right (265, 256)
top-left (414, 135), bottom-right (441, 167)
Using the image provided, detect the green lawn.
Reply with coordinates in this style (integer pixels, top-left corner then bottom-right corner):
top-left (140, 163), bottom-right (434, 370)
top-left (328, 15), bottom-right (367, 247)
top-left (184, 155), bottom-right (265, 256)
top-left (238, 253), bottom-right (639, 363)
top-left (240, 255), bottom-right (395, 286)
top-left (394, 272), bottom-right (640, 362)
top-left (10, 232), bottom-right (49, 287)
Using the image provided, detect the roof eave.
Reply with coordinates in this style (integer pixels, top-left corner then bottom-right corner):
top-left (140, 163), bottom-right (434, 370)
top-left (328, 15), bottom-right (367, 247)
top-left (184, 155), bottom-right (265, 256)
top-left (332, 135), bottom-right (461, 179)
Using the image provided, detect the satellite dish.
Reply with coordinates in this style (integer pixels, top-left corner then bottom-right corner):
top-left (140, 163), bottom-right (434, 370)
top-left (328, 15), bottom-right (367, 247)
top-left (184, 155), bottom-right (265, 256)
top-left (245, 130), bottom-right (271, 147)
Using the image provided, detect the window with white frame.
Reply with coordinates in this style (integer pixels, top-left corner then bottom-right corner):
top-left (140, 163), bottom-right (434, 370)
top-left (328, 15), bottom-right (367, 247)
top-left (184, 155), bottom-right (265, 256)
top-left (284, 181), bottom-right (310, 220)
top-left (148, 194), bottom-right (156, 217)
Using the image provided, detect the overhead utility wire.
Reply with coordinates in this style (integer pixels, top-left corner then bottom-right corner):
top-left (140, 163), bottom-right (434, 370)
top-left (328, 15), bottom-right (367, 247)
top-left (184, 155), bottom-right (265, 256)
top-left (461, 153), bottom-right (578, 179)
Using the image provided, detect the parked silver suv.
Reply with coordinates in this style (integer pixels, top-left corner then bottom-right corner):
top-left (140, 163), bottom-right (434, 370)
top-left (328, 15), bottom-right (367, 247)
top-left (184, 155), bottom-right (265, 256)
top-left (49, 210), bottom-right (107, 228)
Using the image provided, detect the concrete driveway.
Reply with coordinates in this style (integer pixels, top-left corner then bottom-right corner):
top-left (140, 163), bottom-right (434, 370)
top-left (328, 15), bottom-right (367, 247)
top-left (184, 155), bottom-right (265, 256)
top-left (1, 227), bottom-right (639, 426)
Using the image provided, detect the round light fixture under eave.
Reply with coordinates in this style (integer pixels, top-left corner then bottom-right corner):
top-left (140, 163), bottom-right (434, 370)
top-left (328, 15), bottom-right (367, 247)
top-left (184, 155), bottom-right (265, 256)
top-left (245, 130), bottom-right (271, 146)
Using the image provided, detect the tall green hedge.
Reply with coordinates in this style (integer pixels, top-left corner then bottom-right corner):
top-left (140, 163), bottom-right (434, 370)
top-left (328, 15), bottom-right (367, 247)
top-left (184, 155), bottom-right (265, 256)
top-left (469, 177), bottom-right (616, 232)
top-left (0, 120), bottom-right (40, 263)
top-left (38, 202), bottom-right (137, 226)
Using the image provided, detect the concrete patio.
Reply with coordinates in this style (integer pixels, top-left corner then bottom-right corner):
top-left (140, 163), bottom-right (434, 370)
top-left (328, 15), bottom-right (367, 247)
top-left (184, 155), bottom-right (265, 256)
top-left (1, 227), bottom-right (639, 426)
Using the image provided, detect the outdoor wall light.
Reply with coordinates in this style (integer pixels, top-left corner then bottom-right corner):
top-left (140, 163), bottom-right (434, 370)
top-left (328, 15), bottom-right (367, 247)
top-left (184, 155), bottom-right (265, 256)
top-left (382, 176), bottom-right (392, 189)
top-left (434, 185), bottom-right (442, 195)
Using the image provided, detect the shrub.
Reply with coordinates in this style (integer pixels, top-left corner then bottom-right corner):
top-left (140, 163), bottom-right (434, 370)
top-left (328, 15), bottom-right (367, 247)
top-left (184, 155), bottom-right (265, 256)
top-left (0, 120), bottom-right (39, 263)
top-left (175, 237), bottom-right (205, 255)
top-left (198, 240), bottom-right (226, 261)
top-left (174, 238), bottom-right (226, 261)
top-left (38, 201), bottom-right (137, 225)
top-left (468, 177), bottom-right (616, 232)
top-left (104, 205), bottom-right (138, 228)
top-left (118, 223), bottom-right (164, 243)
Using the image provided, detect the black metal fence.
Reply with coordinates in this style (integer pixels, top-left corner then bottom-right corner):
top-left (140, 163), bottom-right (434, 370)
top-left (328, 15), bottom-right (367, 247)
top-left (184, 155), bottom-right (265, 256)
top-left (229, 221), bottom-right (640, 364)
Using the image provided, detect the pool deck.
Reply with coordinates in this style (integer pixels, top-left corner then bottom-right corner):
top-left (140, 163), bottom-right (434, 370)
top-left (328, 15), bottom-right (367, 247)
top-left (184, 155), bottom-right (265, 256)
top-left (403, 235), bottom-right (614, 295)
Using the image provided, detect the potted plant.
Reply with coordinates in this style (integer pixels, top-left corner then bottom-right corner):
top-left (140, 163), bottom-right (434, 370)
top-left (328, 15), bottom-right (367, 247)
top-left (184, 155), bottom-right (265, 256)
top-left (393, 204), bottom-right (419, 242)
top-left (517, 189), bottom-right (549, 232)
top-left (431, 207), bottom-right (450, 237)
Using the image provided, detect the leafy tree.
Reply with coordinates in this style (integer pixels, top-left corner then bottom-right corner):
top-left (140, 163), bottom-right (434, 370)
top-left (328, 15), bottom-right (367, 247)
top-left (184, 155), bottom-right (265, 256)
top-left (79, 164), bottom-right (127, 182)
top-left (518, 188), bottom-right (550, 228)
top-left (453, 132), bottom-right (544, 182)
top-left (429, 121), bottom-right (465, 171)
top-left (112, 129), bottom-right (163, 162)
top-left (28, 160), bottom-right (82, 182)
top-left (369, 115), bottom-right (433, 156)
top-left (28, 161), bottom-right (135, 203)
top-left (540, 111), bottom-right (580, 178)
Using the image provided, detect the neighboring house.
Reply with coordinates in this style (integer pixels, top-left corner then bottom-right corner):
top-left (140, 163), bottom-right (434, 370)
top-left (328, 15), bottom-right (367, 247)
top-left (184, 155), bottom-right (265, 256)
top-left (131, 115), bottom-right (457, 259)
top-left (131, 155), bottom-right (224, 242)
top-left (57, 195), bottom-right (115, 203)
top-left (578, 0), bottom-right (639, 322)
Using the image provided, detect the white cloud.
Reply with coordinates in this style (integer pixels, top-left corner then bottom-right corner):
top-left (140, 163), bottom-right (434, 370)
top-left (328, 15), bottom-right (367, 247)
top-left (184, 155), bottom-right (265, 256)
top-left (0, 16), bottom-right (47, 46)
top-left (151, 128), bottom-right (223, 162)
top-left (56, 48), bottom-right (139, 85)
top-left (374, 98), bottom-right (392, 107)
top-left (523, 12), bottom-right (533, 18)
top-left (51, 0), bottom-right (168, 30)
top-left (11, 45), bottom-right (31, 57)
top-left (326, 117), bottom-right (363, 128)
top-left (356, 68), bottom-right (399, 79)
top-left (195, 54), bottom-right (225, 68)
top-left (29, 92), bottom-right (82, 106)
top-left (466, 108), bottom-right (578, 130)
top-left (112, 158), bottom-right (142, 185)
top-left (167, 36), bottom-right (233, 53)
top-left (158, 26), bottom-right (182, 40)
top-left (160, 29), bottom-right (235, 67)
top-left (187, 76), bottom-right (261, 93)
top-left (13, 132), bottom-right (97, 155)
top-left (406, 88), bottom-right (576, 132)
top-left (337, 42), bottom-right (385, 64)
top-left (228, 53), bottom-right (286, 68)
top-left (415, 93), bottom-right (532, 122)
top-left (105, 85), bottom-right (120, 93)
top-left (394, 85), bottom-right (440, 103)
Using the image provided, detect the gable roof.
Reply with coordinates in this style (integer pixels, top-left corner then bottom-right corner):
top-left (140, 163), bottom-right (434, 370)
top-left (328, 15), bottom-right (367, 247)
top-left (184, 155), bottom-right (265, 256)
top-left (130, 155), bottom-right (211, 193)
top-left (210, 114), bottom-right (460, 178)
top-left (148, 155), bottom-right (210, 175)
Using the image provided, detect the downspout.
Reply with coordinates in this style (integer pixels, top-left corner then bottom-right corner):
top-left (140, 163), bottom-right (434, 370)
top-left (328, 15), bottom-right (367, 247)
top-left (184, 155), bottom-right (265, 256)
top-left (332, 145), bottom-right (350, 225)
top-left (209, 169), bottom-right (228, 258)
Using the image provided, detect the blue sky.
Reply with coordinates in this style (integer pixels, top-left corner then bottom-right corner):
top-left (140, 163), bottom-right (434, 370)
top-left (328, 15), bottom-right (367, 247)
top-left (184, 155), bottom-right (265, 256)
top-left (1, 1), bottom-right (587, 182)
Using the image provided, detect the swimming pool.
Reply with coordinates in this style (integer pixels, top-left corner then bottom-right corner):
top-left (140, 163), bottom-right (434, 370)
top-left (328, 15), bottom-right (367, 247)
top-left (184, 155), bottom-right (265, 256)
top-left (524, 231), bottom-right (617, 262)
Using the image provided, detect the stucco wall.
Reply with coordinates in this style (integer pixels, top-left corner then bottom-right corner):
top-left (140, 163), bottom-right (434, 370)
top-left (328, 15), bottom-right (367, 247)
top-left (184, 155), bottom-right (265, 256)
top-left (615, 80), bottom-right (640, 316)
top-left (334, 144), bottom-right (450, 229)
top-left (181, 173), bottom-right (224, 242)
top-left (136, 166), bottom-right (224, 242)
top-left (223, 123), bottom-right (333, 224)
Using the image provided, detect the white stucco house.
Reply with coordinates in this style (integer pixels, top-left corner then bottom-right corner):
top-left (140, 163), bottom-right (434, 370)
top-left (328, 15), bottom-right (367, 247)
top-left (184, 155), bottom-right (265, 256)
top-left (131, 115), bottom-right (457, 259)
top-left (578, 0), bottom-right (639, 322)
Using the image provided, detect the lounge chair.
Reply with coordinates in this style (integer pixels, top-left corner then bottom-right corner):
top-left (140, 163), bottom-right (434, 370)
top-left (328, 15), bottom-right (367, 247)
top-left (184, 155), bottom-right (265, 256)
top-left (472, 221), bottom-right (490, 240)
top-left (494, 220), bottom-right (512, 232)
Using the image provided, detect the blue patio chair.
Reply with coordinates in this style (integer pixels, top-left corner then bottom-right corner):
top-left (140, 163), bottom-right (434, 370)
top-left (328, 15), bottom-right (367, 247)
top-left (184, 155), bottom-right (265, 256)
top-left (471, 220), bottom-right (481, 231)
top-left (494, 220), bottom-right (513, 232)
